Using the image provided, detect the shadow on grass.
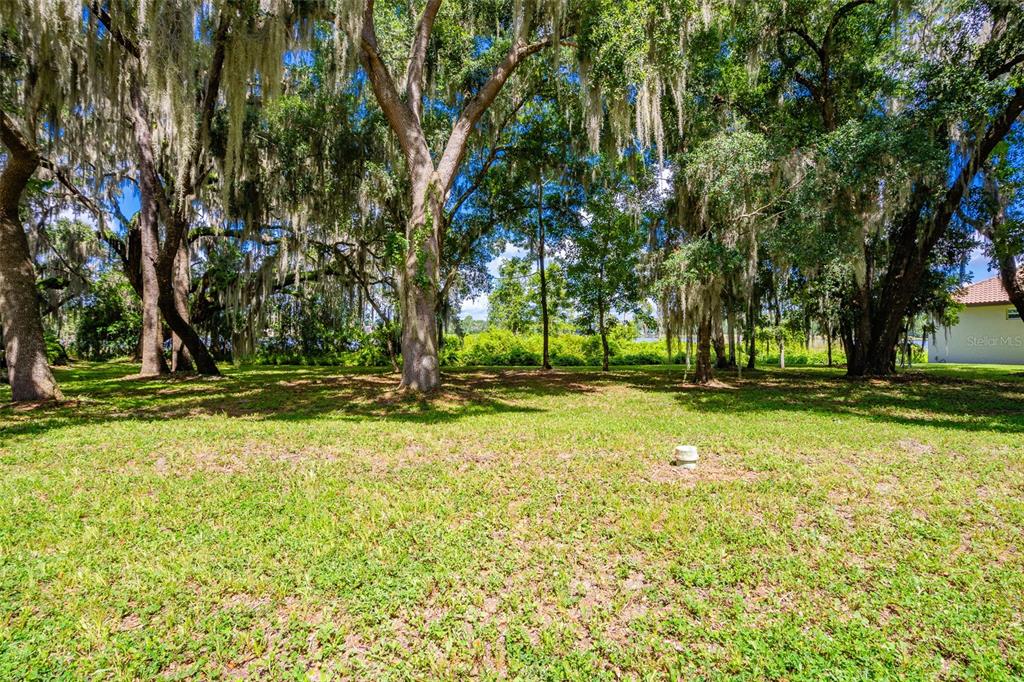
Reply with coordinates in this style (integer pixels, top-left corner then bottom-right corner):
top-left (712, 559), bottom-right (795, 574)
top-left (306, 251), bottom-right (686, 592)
top-left (613, 365), bottom-right (1024, 435)
top-left (2, 362), bottom-right (1022, 440)
top-left (0, 364), bottom-right (602, 439)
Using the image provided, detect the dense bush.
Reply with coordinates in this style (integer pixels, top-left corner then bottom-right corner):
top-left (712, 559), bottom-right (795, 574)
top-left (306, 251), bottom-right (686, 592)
top-left (247, 329), bottom-right (929, 369)
top-left (72, 272), bottom-right (141, 360)
top-left (45, 333), bottom-right (70, 365)
top-left (737, 344), bottom-right (925, 367)
top-left (458, 328), bottom-right (668, 367)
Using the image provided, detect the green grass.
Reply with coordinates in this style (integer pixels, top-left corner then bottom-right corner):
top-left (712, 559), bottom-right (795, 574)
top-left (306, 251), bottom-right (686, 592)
top-left (2, 362), bottom-right (1023, 680)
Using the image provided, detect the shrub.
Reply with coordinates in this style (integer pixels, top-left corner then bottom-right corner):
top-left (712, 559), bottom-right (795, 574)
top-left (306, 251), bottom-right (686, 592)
top-left (72, 271), bottom-right (141, 360)
top-left (460, 329), bottom-right (541, 366)
top-left (440, 334), bottom-right (462, 367)
top-left (244, 330), bottom-right (928, 370)
top-left (45, 333), bottom-right (70, 366)
top-left (457, 331), bottom-right (669, 367)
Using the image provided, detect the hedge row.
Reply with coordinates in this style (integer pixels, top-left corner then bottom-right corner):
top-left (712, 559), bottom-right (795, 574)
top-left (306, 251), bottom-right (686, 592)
top-left (252, 330), bottom-right (930, 368)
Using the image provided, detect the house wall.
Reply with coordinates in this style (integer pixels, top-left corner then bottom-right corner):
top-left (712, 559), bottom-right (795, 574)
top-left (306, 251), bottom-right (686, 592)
top-left (929, 304), bottom-right (1024, 365)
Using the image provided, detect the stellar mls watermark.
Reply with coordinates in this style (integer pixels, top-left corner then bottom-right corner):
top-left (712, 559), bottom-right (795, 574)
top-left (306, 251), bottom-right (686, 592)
top-left (966, 335), bottom-right (1024, 347)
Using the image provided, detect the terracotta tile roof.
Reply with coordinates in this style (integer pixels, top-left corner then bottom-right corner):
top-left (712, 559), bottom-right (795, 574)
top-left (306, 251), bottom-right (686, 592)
top-left (956, 275), bottom-right (1010, 305)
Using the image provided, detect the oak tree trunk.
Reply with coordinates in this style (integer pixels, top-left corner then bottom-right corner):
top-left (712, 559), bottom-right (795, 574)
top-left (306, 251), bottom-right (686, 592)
top-left (662, 295), bottom-right (673, 363)
top-left (129, 76), bottom-right (217, 376)
top-left (399, 177), bottom-right (442, 391)
top-left (129, 80), bottom-right (171, 377)
top-left (0, 138), bottom-right (62, 401)
top-left (156, 245), bottom-right (220, 376)
top-left (745, 288), bottom-right (757, 370)
top-left (537, 177), bottom-right (551, 370)
top-left (171, 237), bottom-right (194, 372)
top-left (138, 210), bottom-right (167, 376)
top-left (727, 304), bottom-right (737, 368)
top-left (713, 314), bottom-right (728, 369)
top-left (694, 313), bottom-right (713, 384)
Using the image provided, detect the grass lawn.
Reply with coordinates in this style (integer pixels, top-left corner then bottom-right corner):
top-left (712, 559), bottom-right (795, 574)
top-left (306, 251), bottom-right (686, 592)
top-left (1, 362), bottom-right (1023, 680)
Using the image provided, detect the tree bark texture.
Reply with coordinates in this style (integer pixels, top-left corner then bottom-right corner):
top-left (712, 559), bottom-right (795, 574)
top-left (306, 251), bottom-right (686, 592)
top-left (0, 125), bottom-right (62, 401)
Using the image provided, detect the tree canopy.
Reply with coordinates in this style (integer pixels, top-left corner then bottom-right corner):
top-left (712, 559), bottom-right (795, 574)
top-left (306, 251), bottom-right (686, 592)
top-left (1, 0), bottom-right (1022, 399)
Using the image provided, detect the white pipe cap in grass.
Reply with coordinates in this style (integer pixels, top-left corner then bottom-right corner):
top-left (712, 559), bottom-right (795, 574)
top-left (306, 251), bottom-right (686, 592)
top-left (672, 445), bottom-right (699, 469)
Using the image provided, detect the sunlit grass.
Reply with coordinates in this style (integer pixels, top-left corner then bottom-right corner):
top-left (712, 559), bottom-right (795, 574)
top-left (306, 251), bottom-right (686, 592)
top-left (1, 362), bottom-right (1022, 679)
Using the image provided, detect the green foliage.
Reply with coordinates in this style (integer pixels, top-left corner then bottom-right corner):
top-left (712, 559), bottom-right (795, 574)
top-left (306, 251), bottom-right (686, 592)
top-left (488, 257), bottom-right (536, 334)
top-left (44, 332), bottom-right (69, 366)
top-left (488, 257), bottom-right (573, 335)
top-left (458, 327), bottom-right (663, 367)
top-left (254, 291), bottom-right (364, 364)
top-left (662, 238), bottom-right (746, 288)
top-left (72, 272), bottom-right (141, 360)
top-left (457, 316), bottom-right (488, 334)
top-left (358, 322), bottom-right (401, 368)
top-left (565, 163), bottom-right (649, 337)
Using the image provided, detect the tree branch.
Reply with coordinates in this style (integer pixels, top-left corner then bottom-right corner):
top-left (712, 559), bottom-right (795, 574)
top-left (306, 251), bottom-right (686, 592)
top-left (36, 157), bottom-right (125, 253)
top-left (184, 12), bottom-right (233, 196)
top-left (932, 86), bottom-right (1024, 241)
top-left (444, 89), bottom-right (531, 222)
top-left (359, 0), bottom-right (429, 164)
top-left (824, 0), bottom-right (874, 46)
top-left (403, 0), bottom-right (443, 125)
top-left (0, 110), bottom-right (36, 160)
top-left (781, 26), bottom-right (824, 62)
top-left (90, 2), bottom-right (141, 60)
top-left (988, 51), bottom-right (1024, 80)
top-left (436, 35), bottom-right (561, 190)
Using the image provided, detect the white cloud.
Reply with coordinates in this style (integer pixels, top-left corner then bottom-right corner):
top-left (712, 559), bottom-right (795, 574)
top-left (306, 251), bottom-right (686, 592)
top-left (488, 244), bottom-right (528, 275)
top-left (965, 244), bottom-right (994, 282)
top-left (461, 293), bottom-right (489, 319)
top-left (458, 244), bottom-right (529, 320)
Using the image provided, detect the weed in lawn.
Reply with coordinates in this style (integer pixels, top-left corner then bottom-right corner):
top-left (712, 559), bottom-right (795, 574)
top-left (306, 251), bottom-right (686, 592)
top-left (1, 363), bottom-right (1022, 679)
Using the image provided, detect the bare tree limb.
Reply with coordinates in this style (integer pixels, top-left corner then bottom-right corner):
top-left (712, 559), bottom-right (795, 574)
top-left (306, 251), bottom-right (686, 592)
top-left (90, 2), bottom-right (141, 59)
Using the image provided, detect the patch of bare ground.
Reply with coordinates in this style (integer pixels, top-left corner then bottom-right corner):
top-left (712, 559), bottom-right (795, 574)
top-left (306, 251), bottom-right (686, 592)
top-left (897, 438), bottom-right (935, 455)
top-left (645, 460), bottom-right (765, 487)
top-left (3, 398), bottom-right (80, 413)
top-left (219, 592), bottom-right (271, 612)
top-left (117, 613), bottom-right (142, 631)
top-left (118, 371), bottom-right (226, 384)
top-left (148, 450), bottom-right (248, 476)
top-left (741, 582), bottom-right (859, 627)
top-left (691, 378), bottom-right (738, 390)
top-left (160, 659), bottom-right (197, 680)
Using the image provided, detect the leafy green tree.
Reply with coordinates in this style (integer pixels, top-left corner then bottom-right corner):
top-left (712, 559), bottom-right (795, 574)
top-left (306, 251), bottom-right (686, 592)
top-left (0, 6), bottom-right (71, 400)
top-left (477, 91), bottom-right (587, 367)
top-left (761, 0), bottom-right (1024, 375)
top-left (488, 257), bottom-right (535, 334)
top-left (965, 136), bottom-right (1024, 321)
top-left (657, 129), bottom-right (776, 382)
top-left (565, 170), bottom-right (647, 371)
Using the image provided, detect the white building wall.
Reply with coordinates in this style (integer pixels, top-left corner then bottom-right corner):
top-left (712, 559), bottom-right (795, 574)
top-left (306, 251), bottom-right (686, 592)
top-left (929, 304), bottom-right (1024, 365)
